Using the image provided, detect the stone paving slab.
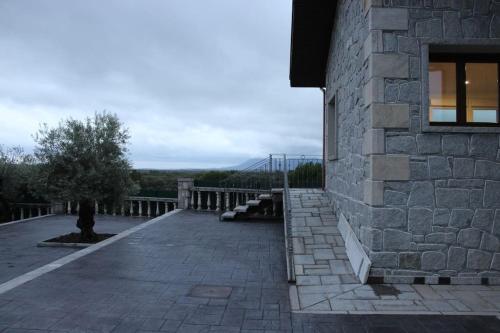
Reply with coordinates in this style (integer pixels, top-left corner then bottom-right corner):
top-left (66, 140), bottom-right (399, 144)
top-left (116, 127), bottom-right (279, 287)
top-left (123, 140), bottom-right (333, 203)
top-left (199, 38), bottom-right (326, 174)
top-left (0, 214), bottom-right (149, 284)
top-left (289, 189), bottom-right (500, 315)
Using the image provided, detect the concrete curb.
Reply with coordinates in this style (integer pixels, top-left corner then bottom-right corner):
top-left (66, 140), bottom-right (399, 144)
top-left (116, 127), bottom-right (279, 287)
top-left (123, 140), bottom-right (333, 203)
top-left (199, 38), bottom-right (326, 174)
top-left (0, 214), bottom-right (55, 228)
top-left (0, 209), bottom-right (182, 295)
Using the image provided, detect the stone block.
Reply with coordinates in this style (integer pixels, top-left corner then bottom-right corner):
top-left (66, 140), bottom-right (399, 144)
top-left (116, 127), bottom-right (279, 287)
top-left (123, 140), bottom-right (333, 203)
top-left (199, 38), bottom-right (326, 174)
top-left (429, 156), bottom-right (452, 179)
top-left (491, 253), bottom-right (500, 271)
top-left (370, 251), bottom-right (398, 268)
top-left (416, 134), bottom-right (441, 154)
top-left (384, 190), bottom-right (408, 206)
top-left (363, 30), bottom-right (383, 61)
top-left (368, 7), bottom-right (409, 30)
top-left (425, 232), bottom-right (456, 245)
top-left (360, 227), bottom-right (382, 251)
top-left (469, 189), bottom-right (484, 209)
top-left (386, 135), bottom-right (416, 154)
top-left (447, 247), bottom-right (466, 270)
top-left (421, 251), bottom-right (446, 271)
top-left (480, 233), bottom-right (500, 252)
top-left (442, 135), bottom-right (469, 156)
top-left (363, 180), bottom-right (384, 206)
top-left (398, 81), bottom-right (421, 104)
top-left (475, 160), bottom-right (500, 180)
top-left (370, 103), bottom-right (410, 128)
top-left (397, 36), bottom-right (419, 55)
top-left (408, 181), bottom-right (435, 207)
top-left (493, 210), bottom-right (500, 237)
top-left (433, 209), bottom-right (450, 226)
top-left (462, 17), bottom-right (491, 38)
top-left (448, 179), bottom-right (484, 189)
top-left (371, 207), bottom-right (407, 229)
top-left (457, 228), bottom-right (482, 248)
top-left (370, 155), bottom-right (410, 181)
top-left (436, 188), bottom-right (469, 208)
top-left (384, 229), bottom-right (411, 251)
top-left (410, 161), bottom-right (429, 180)
top-left (416, 18), bottom-right (443, 38)
top-left (471, 209), bottom-right (494, 233)
top-left (408, 208), bottom-right (433, 235)
top-left (364, 78), bottom-right (384, 106)
top-left (467, 249), bottom-right (492, 270)
top-left (368, 54), bottom-right (409, 79)
top-left (362, 129), bottom-right (385, 155)
top-left (399, 252), bottom-right (420, 270)
top-left (470, 134), bottom-right (498, 159)
top-left (449, 209), bottom-right (474, 228)
top-left (484, 181), bottom-right (500, 208)
top-left (453, 158), bottom-right (474, 179)
top-left (443, 11), bottom-right (462, 38)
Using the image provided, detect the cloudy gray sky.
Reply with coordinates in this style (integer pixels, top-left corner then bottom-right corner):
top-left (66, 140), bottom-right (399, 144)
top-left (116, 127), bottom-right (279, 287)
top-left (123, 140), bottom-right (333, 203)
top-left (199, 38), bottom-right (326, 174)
top-left (0, 0), bottom-right (322, 169)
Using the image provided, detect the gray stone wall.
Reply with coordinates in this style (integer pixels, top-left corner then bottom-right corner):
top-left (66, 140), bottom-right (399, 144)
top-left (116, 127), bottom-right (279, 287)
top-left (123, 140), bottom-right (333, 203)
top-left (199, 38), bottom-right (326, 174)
top-left (326, 0), bottom-right (500, 280)
top-left (324, 0), bottom-right (371, 244)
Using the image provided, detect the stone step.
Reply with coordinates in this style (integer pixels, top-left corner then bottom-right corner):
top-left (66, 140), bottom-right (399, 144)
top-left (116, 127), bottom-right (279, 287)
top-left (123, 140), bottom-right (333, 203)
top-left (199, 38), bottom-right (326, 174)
top-left (221, 211), bottom-right (237, 221)
top-left (246, 200), bottom-right (261, 207)
top-left (258, 194), bottom-right (272, 200)
top-left (233, 205), bottom-right (249, 213)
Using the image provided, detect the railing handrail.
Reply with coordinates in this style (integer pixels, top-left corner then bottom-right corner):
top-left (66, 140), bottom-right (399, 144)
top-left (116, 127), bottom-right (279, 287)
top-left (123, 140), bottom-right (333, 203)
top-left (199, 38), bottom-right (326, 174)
top-left (126, 196), bottom-right (177, 202)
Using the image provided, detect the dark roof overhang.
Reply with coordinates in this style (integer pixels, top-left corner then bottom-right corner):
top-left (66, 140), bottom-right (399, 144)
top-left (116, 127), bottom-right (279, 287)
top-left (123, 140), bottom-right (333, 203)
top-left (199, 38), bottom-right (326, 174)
top-left (289, 0), bottom-right (336, 88)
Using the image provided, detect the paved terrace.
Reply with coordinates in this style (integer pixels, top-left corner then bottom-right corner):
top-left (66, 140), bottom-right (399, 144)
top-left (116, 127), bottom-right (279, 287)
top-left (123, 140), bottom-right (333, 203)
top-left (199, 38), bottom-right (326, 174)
top-left (289, 189), bottom-right (500, 315)
top-left (0, 215), bottom-right (148, 284)
top-left (0, 211), bottom-right (499, 332)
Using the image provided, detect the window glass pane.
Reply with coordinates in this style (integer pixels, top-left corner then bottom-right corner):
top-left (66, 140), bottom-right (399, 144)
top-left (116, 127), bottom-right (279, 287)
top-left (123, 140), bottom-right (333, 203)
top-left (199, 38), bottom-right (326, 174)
top-left (429, 62), bottom-right (457, 122)
top-left (466, 63), bottom-right (498, 123)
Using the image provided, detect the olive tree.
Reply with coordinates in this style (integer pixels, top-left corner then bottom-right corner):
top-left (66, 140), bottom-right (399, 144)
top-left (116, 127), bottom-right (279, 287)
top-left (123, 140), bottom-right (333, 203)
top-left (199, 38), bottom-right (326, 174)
top-left (35, 112), bottom-right (136, 241)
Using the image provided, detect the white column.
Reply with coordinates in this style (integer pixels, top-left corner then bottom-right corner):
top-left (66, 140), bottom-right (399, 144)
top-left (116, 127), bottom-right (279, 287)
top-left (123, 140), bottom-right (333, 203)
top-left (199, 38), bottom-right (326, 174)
top-left (76, 202), bottom-right (80, 214)
top-left (225, 192), bottom-right (230, 211)
top-left (20, 208), bottom-right (24, 220)
top-left (138, 201), bottom-right (143, 216)
top-left (235, 193), bottom-right (240, 206)
top-left (104, 204), bottom-right (108, 215)
top-left (129, 200), bottom-right (133, 216)
top-left (67, 201), bottom-right (71, 214)
top-left (112, 205), bottom-right (116, 216)
top-left (206, 192), bottom-right (212, 211)
top-left (155, 201), bottom-right (160, 216)
top-left (95, 201), bottom-right (99, 214)
top-left (121, 204), bottom-right (125, 216)
top-left (245, 192), bottom-right (249, 204)
top-left (147, 201), bottom-right (151, 217)
top-left (38, 207), bottom-right (42, 216)
top-left (216, 192), bottom-right (221, 212)
top-left (197, 191), bottom-right (202, 210)
top-left (174, 202), bottom-right (177, 209)
top-left (190, 191), bottom-right (195, 209)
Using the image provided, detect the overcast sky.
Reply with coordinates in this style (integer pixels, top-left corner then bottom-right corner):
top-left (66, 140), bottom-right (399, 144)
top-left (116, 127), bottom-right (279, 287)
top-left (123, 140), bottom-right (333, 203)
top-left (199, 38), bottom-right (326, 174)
top-left (0, 0), bottom-right (322, 169)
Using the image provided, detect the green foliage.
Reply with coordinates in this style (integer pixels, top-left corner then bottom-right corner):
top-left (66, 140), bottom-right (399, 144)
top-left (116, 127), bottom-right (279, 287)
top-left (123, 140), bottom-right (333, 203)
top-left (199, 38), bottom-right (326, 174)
top-left (195, 170), bottom-right (236, 187)
top-left (34, 112), bottom-right (137, 206)
top-left (0, 146), bottom-right (40, 221)
top-left (288, 162), bottom-right (322, 188)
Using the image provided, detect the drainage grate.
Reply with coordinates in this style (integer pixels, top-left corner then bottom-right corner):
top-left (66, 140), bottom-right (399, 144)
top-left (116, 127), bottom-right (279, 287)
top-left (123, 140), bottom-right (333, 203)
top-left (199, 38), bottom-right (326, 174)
top-left (189, 285), bottom-right (232, 298)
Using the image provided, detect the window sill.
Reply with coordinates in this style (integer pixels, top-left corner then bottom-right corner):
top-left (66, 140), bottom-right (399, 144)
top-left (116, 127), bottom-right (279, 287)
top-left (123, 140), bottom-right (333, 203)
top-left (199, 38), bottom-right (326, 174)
top-left (422, 123), bottom-right (500, 133)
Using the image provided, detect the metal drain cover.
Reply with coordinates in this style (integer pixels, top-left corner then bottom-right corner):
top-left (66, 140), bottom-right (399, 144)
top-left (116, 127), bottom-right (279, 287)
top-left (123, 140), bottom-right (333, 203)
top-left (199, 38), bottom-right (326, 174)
top-left (189, 285), bottom-right (232, 298)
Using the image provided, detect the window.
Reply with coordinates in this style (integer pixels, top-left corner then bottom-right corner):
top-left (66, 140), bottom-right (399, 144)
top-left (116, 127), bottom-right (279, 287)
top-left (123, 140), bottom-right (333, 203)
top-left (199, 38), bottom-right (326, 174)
top-left (327, 97), bottom-right (337, 160)
top-left (429, 54), bottom-right (500, 126)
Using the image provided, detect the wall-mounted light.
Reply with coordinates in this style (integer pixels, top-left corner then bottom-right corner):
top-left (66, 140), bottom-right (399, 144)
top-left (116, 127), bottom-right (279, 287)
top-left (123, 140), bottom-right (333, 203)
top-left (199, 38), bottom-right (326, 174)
top-left (465, 81), bottom-right (470, 85)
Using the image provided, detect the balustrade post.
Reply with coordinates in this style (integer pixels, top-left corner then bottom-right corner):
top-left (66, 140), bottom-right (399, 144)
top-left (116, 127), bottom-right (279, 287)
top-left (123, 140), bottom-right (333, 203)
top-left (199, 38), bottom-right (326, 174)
top-left (216, 192), bottom-right (221, 212)
top-left (95, 201), bottom-right (99, 215)
top-left (76, 202), bottom-right (80, 214)
top-left (273, 201), bottom-right (277, 217)
top-left (29, 208), bottom-right (32, 218)
top-left (206, 192), bottom-right (212, 210)
top-left (38, 207), bottom-right (42, 217)
top-left (138, 201), bottom-right (143, 216)
top-left (197, 191), bottom-right (202, 210)
top-left (20, 208), bottom-right (24, 220)
top-left (235, 192), bottom-right (240, 206)
top-left (121, 204), bottom-right (125, 216)
top-left (112, 205), bottom-right (116, 216)
top-left (225, 192), bottom-right (230, 211)
top-left (147, 201), bottom-right (151, 217)
top-left (67, 201), bottom-right (71, 214)
top-left (129, 200), bottom-right (133, 216)
top-left (104, 204), bottom-right (108, 215)
top-left (11, 212), bottom-right (15, 221)
top-left (177, 178), bottom-right (194, 209)
top-left (173, 202), bottom-right (177, 209)
top-left (245, 193), bottom-right (249, 204)
top-left (155, 201), bottom-right (160, 216)
top-left (190, 191), bottom-right (195, 209)
top-left (255, 193), bottom-right (259, 200)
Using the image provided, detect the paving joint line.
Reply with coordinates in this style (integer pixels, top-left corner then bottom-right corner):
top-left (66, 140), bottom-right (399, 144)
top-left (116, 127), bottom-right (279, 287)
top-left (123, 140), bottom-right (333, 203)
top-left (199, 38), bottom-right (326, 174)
top-left (0, 214), bottom-right (55, 227)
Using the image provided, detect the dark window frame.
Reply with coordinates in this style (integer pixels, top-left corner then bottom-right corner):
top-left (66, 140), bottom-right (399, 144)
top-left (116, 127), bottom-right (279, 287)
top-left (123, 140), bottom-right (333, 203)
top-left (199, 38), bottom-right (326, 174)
top-left (429, 53), bottom-right (500, 127)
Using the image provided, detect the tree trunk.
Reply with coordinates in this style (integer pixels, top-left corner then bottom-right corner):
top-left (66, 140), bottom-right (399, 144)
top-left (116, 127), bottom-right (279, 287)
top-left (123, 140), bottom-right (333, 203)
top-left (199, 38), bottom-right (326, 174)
top-left (77, 199), bottom-right (96, 242)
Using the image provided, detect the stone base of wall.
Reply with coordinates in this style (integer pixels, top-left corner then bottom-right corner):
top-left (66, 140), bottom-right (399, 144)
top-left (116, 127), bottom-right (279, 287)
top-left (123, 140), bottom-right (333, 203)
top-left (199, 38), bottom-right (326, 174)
top-left (367, 274), bottom-right (500, 286)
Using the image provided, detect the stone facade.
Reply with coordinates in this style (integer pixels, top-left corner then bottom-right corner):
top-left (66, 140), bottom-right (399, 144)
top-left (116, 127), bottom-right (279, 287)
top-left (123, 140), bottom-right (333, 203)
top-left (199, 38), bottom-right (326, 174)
top-left (325, 0), bottom-right (500, 280)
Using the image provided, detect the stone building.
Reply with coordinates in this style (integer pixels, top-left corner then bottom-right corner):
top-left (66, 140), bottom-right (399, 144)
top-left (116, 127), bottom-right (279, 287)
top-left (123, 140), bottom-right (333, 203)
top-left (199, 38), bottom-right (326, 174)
top-left (290, 0), bottom-right (500, 283)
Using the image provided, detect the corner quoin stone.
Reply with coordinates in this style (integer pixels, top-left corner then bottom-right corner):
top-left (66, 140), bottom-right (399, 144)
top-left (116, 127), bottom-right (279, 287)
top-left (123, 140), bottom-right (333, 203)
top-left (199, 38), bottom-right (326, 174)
top-left (370, 155), bottom-right (410, 181)
top-left (362, 129), bottom-right (385, 155)
top-left (368, 54), bottom-right (409, 79)
top-left (368, 7), bottom-right (409, 31)
top-left (364, 180), bottom-right (384, 206)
